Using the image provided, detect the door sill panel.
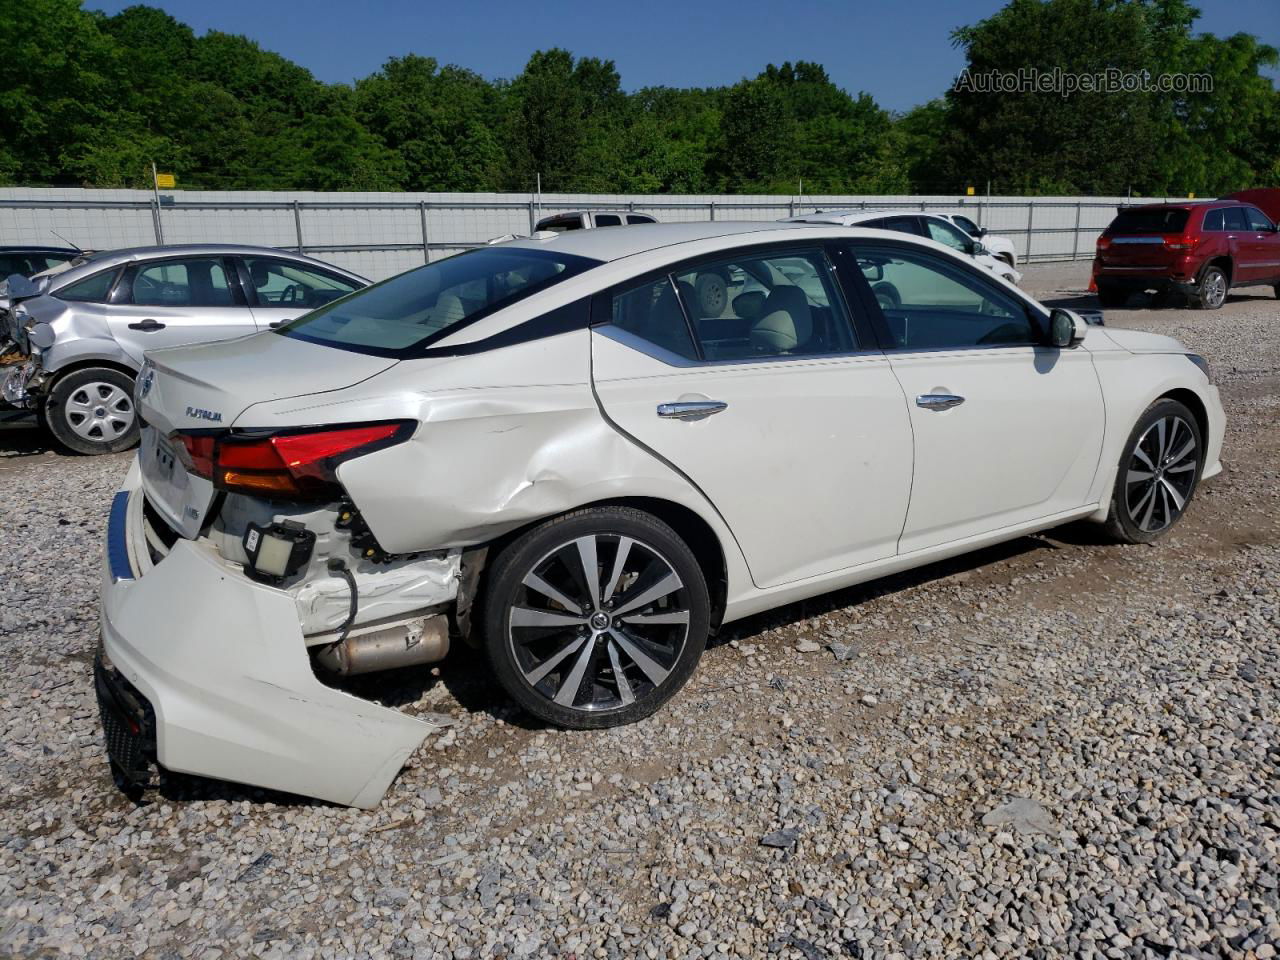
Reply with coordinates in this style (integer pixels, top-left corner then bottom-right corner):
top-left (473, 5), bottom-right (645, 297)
top-left (720, 503), bottom-right (1101, 626)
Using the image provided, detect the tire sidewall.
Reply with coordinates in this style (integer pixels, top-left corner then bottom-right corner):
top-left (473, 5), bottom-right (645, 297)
top-left (1196, 266), bottom-right (1227, 310)
top-left (1108, 399), bottom-right (1203, 544)
top-left (43, 367), bottom-right (140, 456)
top-left (482, 507), bottom-right (710, 729)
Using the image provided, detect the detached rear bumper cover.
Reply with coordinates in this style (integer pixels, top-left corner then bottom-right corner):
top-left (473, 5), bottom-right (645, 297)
top-left (100, 485), bottom-right (439, 809)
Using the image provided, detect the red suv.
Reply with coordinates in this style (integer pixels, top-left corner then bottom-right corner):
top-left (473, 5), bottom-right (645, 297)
top-left (1092, 190), bottom-right (1280, 310)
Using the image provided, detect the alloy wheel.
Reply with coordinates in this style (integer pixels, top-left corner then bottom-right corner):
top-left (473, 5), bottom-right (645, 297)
top-left (1124, 414), bottom-right (1198, 533)
top-left (65, 381), bottom-right (135, 443)
top-left (1201, 271), bottom-right (1226, 309)
top-left (507, 534), bottom-right (691, 713)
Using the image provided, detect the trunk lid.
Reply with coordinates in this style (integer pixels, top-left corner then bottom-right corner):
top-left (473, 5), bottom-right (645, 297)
top-left (139, 331), bottom-right (397, 538)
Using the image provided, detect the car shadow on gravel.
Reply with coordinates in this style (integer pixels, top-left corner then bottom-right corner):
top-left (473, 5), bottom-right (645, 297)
top-left (0, 414), bottom-right (57, 458)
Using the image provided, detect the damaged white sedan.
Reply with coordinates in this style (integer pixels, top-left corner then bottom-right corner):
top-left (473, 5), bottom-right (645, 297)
top-left (97, 221), bottom-right (1225, 807)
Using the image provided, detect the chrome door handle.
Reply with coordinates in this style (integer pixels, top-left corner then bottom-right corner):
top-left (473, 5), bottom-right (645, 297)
top-left (128, 319), bottom-right (166, 332)
top-left (657, 401), bottom-right (728, 420)
top-left (916, 393), bottom-right (965, 411)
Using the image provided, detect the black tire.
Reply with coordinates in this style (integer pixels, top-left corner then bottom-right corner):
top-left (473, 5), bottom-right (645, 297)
top-left (482, 506), bottom-right (710, 729)
top-left (1193, 265), bottom-right (1228, 310)
top-left (1096, 283), bottom-right (1128, 309)
top-left (1104, 398), bottom-right (1203, 544)
top-left (43, 367), bottom-right (140, 456)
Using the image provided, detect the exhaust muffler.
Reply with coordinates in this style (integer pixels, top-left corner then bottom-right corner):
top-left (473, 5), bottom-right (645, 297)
top-left (317, 614), bottom-right (449, 676)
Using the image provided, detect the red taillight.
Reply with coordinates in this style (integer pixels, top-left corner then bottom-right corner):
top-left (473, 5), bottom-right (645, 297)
top-left (176, 422), bottom-right (411, 500)
top-left (1096, 236), bottom-right (1111, 251)
top-left (1164, 236), bottom-right (1195, 251)
top-left (178, 434), bottom-right (216, 479)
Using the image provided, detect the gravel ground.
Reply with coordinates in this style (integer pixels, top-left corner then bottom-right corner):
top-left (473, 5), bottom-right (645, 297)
top-left (2, 263), bottom-right (1277, 960)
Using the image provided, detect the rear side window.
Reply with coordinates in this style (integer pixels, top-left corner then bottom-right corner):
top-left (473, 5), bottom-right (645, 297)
top-left (854, 245), bottom-right (1034, 351)
top-left (125, 258), bottom-right (235, 307)
top-left (1108, 209), bottom-right (1190, 234)
top-left (627, 214), bottom-right (656, 225)
top-left (924, 218), bottom-right (972, 253)
top-left (1244, 207), bottom-right (1274, 231)
top-left (1202, 209), bottom-right (1225, 231)
top-left (283, 247), bottom-right (599, 356)
top-left (610, 276), bottom-right (699, 360)
top-left (880, 216), bottom-right (923, 235)
top-left (56, 270), bottom-right (117, 303)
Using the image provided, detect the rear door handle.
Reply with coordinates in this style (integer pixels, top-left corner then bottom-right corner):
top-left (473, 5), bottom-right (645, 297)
top-left (128, 319), bottom-right (166, 332)
top-left (916, 393), bottom-right (965, 411)
top-left (657, 401), bottom-right (728, 420)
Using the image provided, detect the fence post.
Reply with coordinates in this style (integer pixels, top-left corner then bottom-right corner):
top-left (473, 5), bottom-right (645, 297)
top-left (1025, 203), bottom-right (1035, 263)
top-left (150, 197), bottom-right (164, 245)
top-left (709, 200), bottom-right (716, 221)
top-left (528, 198), bottom-right (537, 233)
top-left (789, 198), bottom-right (796, 217)
top-left (419, 200), bottom-right (430, 264)
top-left (1072, 201), bottom-right (1082, 261)
top-left (293, 200), bottom-right (304, 254)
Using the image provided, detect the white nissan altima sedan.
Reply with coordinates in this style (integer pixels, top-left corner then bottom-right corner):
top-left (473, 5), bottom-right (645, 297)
top-left (97, 221), bottom-right (1224, 806)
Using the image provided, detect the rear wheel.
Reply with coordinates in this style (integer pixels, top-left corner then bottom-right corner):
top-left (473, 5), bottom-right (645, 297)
top-left (482, 506), bottom-right (709, 729)
top-left (44, 367), bottom-right (139, 456)
top-left (1194, 266), bottom-right (1228, 310)
top-left (1105, 398), bottom-right (1202, 544)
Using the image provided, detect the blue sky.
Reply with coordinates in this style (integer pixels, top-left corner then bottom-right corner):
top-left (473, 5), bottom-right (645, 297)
top-left (86, 0), bottom-right (1278, 112)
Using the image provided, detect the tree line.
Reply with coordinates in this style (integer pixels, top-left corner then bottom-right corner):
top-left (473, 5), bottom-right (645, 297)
top-left (1, 0), bottom-right (1276, 197)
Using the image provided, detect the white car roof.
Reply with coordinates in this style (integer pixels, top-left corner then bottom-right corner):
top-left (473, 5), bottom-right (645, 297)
top-left (502, 221), bottom-right (819, 263)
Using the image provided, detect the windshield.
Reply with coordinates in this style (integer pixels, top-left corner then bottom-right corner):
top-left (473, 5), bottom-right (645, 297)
top-left (281, 246), bottom-right (600, 356)
top-left (1108, 208), bottom-right (1190, 234)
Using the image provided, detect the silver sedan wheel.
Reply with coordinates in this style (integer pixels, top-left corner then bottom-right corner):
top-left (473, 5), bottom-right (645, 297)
top-left (1125, 414), bottom-right (1198, 533)
top-left (507, 534), bottom-right (691, 713)
top-left (64, 381), bottom-right (135, 443)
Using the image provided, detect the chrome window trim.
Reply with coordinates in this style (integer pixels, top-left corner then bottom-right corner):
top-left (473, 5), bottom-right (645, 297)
top-left (595, 323), bottom-right (886, 369)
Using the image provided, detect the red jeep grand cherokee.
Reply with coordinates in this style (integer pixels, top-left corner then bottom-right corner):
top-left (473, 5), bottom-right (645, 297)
top-left (1092, 191), bottom-right (1280, 310)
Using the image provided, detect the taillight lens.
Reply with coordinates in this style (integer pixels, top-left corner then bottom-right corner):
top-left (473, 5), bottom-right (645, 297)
top-left (178, 434), bottom-right (216, 479)
top-left (1096, 236), bottom-right (1111, 250)
top-left (175, 422), bottom-right (413, 501)
top-left (1164, 236), bottom-right (1195, 251)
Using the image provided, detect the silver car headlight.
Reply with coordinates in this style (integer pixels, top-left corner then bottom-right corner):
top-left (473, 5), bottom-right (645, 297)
top-left (1186, 354), bottom-right (1211, 383)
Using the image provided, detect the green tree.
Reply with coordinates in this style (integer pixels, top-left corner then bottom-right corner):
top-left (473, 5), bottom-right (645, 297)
top-left (710, 78), bottom-right (793, 191)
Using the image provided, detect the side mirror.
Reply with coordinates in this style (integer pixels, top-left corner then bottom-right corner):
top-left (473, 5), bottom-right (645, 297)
top-left (3, 273), bottom-right (40, 302)
top-left (1049, 308), bottom-right (1088, 348)
top-left (977, 227), bottom-right (989, 238)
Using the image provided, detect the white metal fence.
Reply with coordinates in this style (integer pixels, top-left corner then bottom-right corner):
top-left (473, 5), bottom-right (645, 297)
top-left (0, 187), bottom-right (1187, 281)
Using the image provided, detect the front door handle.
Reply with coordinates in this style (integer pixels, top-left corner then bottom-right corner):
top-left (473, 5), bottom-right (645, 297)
top-left (127, 319), bottom-right (166, 332)
top-left (916, 393), bottom-right (965, 411)
top-left (657, 401), bottom-right (728, 420)
top-left (269, 319), bottom-right (292, 329)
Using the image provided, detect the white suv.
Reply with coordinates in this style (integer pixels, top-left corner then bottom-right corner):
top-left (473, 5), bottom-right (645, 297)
top-left (98, 221), bottom-right (1223, 806)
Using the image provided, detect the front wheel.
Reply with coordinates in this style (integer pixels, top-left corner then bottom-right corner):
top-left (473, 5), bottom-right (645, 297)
top-left (43, 367), bottom-right (140, 455)
top-left (1105, 399), bottom-right (1202, 544)
top-left (482, 506), bottom-right (710, 729)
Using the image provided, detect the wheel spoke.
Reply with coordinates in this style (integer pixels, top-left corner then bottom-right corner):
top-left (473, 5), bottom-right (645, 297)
top-left (574, 536), bottom-right (601, 610)
top-left (1126, 469), bottom-right (1154, 484)
top-left (608, 628), bottom-right (671, 687)
top-left (1154, 418), bottom-right (1168, 462)
top-left (618, 609), bottom-right (689, 626)
top-left (522, 572), bottom-right (584, 616)
top-left (612, 572), bottom-right (681, 617)
top-left (606, 638), bottom-right (636, 706)
top-left (1159, 477), bottom-right (1186, 512)
top-left (510, 606), bottom-right (587, 629)
top-left (552, 635), bottom-right (597, 706)
top-left (1132, 484), bottom-right (1156, 530)
top-left (601, 536), bottom-right (633, 604)
top-left (1131, 446), bottom-right (1156, 471)
top-left (1167, 436), bottom-right (1195, 467)
top-left (524, 634), bottom-right (588, 687)
top-left (1166, 460), bottom-right (1197, 474)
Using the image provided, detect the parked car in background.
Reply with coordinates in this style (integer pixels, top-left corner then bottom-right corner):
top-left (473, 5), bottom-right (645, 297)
top-left (97, 220), bottom-right (1223, 807)
top-left (783, 210), bottom-right (1022, 286)
top-left (0, 245), bottom-right (80, 279)
top-left (534, 210), bottom-right (657, 232)
top-left (1092, 199), bottom-right (1280, 309)
top-left (1, 244), bottom-right (367, 454)
top-left (934, 213), bottom-right (1018, 268)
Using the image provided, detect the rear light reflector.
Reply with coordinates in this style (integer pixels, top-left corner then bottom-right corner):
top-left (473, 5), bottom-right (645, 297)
top-left (1096, 236), bottom-right (1111, 250)
top-left (174, 421), bottom-right (413, 501)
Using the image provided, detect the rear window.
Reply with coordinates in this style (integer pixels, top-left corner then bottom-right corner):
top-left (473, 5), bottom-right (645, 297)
top-left (281, 246), bottom-right (599, 357)
top-left (1108, 208), bottom-right (1190, 234)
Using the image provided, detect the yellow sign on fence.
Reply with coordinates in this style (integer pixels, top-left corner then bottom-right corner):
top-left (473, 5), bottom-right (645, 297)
top-left (155, 172), bottom-right (176, 189)
top-left (966, 186), bottom-right (975, 196)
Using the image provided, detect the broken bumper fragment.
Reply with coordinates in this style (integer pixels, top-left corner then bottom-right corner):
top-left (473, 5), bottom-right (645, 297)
top-left (98, 469), bottom-right (449, 808)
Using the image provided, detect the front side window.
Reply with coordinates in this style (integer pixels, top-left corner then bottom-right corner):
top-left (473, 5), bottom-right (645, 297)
top-left (245, 258), bottom-right (359, 310)
top-left (1244, 206), bottom-right (1274, 231)
top-left (126, 259), bottom-right (234, 307)
top-left (56, 269), bottom-right (117, 303)
top-left (853, 245), bottom-right (1036, 351)
top-left (283, 246), bottom-right (599, 356)
top-left (925, 218), bottom-right (973, 253)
